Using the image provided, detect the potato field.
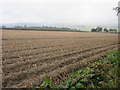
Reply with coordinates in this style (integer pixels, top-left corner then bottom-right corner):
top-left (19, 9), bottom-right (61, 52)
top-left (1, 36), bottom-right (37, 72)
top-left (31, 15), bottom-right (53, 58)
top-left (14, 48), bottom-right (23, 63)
top-left (2, 30), bottom-right (119, 88)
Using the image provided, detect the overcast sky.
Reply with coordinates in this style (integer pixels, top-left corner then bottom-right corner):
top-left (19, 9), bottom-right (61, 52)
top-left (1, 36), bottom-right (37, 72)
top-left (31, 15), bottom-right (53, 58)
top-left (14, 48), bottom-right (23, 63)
top-left (0, 0), bottom-right (119, 26)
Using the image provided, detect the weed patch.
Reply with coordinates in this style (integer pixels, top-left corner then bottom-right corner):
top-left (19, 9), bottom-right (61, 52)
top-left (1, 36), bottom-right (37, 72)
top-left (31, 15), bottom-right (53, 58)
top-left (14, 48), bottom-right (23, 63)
top-left (35, 49), bottom-right (120, 89)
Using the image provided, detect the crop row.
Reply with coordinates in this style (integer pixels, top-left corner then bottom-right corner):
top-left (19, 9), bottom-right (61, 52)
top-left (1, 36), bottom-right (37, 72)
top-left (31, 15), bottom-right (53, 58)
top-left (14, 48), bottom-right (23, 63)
top-left (3, 43), bottom-right (118, 87)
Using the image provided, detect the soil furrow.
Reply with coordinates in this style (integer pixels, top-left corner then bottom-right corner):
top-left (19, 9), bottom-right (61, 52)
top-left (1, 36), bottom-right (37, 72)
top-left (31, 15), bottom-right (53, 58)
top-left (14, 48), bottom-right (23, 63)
top-left (2, 44), bottom-right (83, 60)
top-left (3, 43), bottom-right (117, 73)
top-left (2, 41), bottom-right (75, 53)
top-left (3, 44), bottom-right (118, 87)
top-left (8, 47), bottom-right (118, 88)
top-left (3, 45), bottom-right (87, 65)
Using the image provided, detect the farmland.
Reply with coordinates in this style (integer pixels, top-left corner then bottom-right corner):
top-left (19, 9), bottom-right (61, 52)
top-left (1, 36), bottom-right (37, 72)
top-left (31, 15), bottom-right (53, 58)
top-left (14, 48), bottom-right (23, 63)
top-left (2, 30), bottom-right (119, 88)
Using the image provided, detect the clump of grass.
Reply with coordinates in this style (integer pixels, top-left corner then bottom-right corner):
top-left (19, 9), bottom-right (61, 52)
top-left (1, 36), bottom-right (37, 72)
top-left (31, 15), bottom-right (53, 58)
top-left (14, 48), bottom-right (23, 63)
top-left (35, 49), bottom-right (120, 89)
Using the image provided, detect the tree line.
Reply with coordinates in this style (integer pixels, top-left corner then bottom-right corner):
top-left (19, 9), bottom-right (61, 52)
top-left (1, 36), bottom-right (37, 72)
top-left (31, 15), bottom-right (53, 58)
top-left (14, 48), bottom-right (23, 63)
top-left (91, 27), bottom-right (118, 33)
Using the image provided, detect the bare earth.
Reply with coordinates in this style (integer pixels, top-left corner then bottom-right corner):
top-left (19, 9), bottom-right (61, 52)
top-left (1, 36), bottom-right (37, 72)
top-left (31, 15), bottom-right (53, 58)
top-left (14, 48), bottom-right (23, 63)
top-left (2, 30), bottom-right (119, 88)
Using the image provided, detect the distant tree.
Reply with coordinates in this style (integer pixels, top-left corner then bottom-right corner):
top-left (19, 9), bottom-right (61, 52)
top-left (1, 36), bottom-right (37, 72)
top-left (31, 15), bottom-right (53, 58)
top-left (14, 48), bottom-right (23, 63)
top-left (96, 27), bottom-right (102, 32)
top-left (109, 28), bottom-right (117, 33)
top-left (91, 28), bottom-right (97, 32)
top-left (2, 25), bottom-right (6, 29)
top-left (103, 28), bottom-right (108, 32)
top-left (114, 29), bottom-right (117, 33)
top-left (109, 29), bottom-right (113, 33)
top-left (91, 27), bottom-right (102, 32)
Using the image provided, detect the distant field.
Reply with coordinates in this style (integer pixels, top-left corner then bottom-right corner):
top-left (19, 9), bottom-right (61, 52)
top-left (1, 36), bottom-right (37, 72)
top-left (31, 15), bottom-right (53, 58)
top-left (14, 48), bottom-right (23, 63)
top-left (2, 30), bottom-right (119, 88)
